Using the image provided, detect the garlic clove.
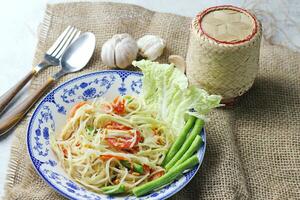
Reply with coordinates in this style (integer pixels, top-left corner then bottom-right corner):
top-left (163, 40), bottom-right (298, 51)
top-left (115, 45), bottom-right (132, 69)
top-left (115, 36), bottom-right (138, 69)
top-left (101, 38), bottom-right (116, 67)
top-left (139, 36), bottom-right (156, 51)
top-left (137, 35), bottom-right (166, 61)
top-left (144, 42), bottom-right (165, 61)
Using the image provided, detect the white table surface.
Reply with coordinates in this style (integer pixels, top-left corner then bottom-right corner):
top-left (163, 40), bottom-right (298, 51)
top-left (0, 0), bottom-right (299, 198)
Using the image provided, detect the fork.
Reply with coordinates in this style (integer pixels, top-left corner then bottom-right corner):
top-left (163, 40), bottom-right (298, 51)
top-left (0, 26), bottom-right (81, 115)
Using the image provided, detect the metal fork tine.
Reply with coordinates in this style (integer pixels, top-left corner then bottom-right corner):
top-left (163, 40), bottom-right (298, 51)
top-left (46, 26), bottom-right (72, 55)
top-left (57, 31), bottom-right (81, 59)
top-left (51, 27), bottom-right (76, 57)
top-left (71, 31), bottom-right (81, 44)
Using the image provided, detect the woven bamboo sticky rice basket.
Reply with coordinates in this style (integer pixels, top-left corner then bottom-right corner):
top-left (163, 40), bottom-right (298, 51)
top-left (186, 5), bottom-right (262, 102)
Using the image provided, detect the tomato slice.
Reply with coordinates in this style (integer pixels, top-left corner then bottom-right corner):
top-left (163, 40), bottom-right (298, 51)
top-left (106, 137), bottom-right (133, 149)
top-left (100, 154), bottom-right (127, 161)
top-left (103, 116), bottom-right (143, 152)
top-left (106, 130), bottom-right (143, 151)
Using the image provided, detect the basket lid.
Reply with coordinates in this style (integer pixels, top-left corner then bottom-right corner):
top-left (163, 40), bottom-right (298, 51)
top-left (197, 5), bottom-right (258, 44)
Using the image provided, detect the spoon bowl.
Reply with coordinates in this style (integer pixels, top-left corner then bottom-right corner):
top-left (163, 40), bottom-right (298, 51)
top-left (55, 32), bottom-right (96, 78)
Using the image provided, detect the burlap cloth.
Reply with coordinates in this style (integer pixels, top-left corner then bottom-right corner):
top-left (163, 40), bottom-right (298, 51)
top-left (3, 2), bottom-right (300, 200)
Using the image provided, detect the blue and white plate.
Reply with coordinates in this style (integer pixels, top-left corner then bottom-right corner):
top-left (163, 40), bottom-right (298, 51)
top-left (27, 70), bottom-right (206, 200)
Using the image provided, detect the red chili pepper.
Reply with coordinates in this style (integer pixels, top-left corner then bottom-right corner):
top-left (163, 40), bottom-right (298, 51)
top-left (112, 96), bottom-right (126, 115)
top-left (62, 148), bottom-right (68, 158)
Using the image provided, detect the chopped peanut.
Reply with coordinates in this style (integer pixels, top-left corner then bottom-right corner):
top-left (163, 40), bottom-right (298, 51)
top-left (113, 179), bottom-right (120, 185)
top-left (132, 172), bottom-right (140, 176)
top-left (156, 137), bottom-right (165, 145)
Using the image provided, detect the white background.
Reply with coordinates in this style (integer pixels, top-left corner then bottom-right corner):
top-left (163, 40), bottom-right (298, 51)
top-left (0, 0), bottom-right (299, 198)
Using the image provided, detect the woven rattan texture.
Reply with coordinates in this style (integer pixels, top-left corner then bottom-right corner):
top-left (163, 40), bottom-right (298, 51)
top-left (4, 2), bottom-right (300, 200)
top-left (187, 6), bottom-right (262, 100)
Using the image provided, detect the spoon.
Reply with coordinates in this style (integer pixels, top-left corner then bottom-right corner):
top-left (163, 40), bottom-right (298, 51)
top-left (0, 32), bottom-right (96, 136)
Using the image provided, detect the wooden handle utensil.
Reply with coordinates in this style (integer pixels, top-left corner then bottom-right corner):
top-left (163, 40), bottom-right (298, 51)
top-left (0, 78), bottom-right (55, 135)
top-left (0, 70), bottom-right (36, 115)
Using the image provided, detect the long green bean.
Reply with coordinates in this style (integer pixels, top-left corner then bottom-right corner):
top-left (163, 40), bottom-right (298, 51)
top-left (120, 160), bottom-right (144, 174)
top-left (132, 155), bottom-right (199, 197)
top-left (165, 119), bottom-right (204, 171)
top-left (101, 184), bottom-right (125, 194)
top-left (169, 135), bottom-right (202, 171)
top-left (162, 115), bottom-right (196, 166)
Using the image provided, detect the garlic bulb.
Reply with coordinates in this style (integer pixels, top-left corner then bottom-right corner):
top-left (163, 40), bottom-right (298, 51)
top-left (137, 35), bottom-right (166, 60)
top-left (101, 33), bottom-right (138, 69)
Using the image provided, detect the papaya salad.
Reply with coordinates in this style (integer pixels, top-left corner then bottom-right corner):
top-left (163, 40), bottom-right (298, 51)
top-left (51, 60), bottom-right (221, 196)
